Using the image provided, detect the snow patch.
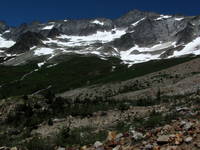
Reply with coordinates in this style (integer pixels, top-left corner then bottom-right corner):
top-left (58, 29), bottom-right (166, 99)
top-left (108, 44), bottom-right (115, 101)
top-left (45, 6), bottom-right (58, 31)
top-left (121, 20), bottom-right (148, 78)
top-left (132, 18), bottom-right (146, 26)
top-left (38, 62), bottom-right (45, 67)
top-left (47, 64), bottom-right (57, 68)
top-left (155, 15), bottom-right (172, 21)
top-left (34, 47), bottom-right (55, 56)
top-left (3, 30), bottom-right (10, 34)
top-left (0, 34), bottom-right (15, 48)
top-left (120, 48), bottom-right (161, 64)
top-left (44, 28), bottom-right (126, 47)
top-left (172, 37), bottom-right (200, 57)
top-left (42, 25), bottom-right (54, 30)
top-left (91, 20), bottom-right (105, 26)
top-left (120, 42), bottom-right (176, 64)
top-left (175, 17), bottom-right (184, 21)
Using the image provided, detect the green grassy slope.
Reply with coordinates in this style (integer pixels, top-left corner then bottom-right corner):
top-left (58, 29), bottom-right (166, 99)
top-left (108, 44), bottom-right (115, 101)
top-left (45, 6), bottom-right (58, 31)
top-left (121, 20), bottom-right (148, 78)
top-left (0, 54), bottom-right (198, 98)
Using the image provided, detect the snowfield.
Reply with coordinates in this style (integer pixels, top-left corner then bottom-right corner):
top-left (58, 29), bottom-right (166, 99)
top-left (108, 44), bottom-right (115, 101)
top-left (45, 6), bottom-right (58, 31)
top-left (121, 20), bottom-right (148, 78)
top-left (42, 24), bottom-right (54, 30)
top-left (43, 28), bottom-right (126, 47)
top-left (0, 35), bottom-right (15, 48)
top-left (34, 47), bottom-right (55, 56)
top-left (120, 42), bottom-right (177, 64)
top-left (172, 37), bottom-right (200, 57)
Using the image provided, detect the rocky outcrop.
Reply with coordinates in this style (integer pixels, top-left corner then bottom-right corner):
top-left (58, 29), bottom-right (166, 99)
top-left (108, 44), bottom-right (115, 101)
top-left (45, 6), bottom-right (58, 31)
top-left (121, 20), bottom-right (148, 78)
top-left (8, 31), bottom-right (46, 53)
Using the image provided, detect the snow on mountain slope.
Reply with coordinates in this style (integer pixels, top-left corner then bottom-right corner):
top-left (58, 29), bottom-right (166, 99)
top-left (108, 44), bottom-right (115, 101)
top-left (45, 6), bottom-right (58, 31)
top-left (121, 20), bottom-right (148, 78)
top-left (132, 17), bottom-right (146, 26)
top-left (174, 17), bottom-right (184, 21)
top-left (43, 28), bottom-right (126, 47)
top-left (42, 25), bottom-right (54, 30)
top-left (154, 15), bottom-right (172, 21)
top-left (120, 42), bottom-right (177, 64)
top-left (0, 34), bottom-right (15, 48)
top-left (34, 47), bottom-right (55, 56)
top-left (1, 10), bottom-right (200, 66)
top-left (172, 37), bottom-right (200, 57)
top-left (91, 20), bottom-right (105, 26)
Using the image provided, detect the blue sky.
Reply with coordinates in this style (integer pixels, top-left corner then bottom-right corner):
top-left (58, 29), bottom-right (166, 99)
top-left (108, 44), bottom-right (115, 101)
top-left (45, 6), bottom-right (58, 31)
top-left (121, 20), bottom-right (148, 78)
top-left (1, 0), bottom-right (200, 26)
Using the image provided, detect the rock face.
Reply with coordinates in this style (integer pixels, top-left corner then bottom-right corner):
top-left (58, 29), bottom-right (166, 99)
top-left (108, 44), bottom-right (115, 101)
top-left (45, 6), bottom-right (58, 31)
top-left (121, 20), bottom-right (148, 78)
top-left (8, 31), bottom-right (46, 53)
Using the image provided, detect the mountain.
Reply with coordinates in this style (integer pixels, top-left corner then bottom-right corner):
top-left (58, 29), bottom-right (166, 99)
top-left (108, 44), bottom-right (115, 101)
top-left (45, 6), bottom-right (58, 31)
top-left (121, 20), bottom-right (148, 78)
top-left (0, 9), bottom-right (199, 66)
top-left (1, 10), bottom-right (200, 150)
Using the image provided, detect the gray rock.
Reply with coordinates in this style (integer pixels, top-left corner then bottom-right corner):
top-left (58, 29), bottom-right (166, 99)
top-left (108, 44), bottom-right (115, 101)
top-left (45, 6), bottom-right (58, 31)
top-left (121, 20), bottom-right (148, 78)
top-left (182, 121), bottom-right (194, 130)
top-left (131, 130), bottom-right (144, 140)
top-left (157, 135), bottom-right (170, 145)
top-left (144, 144), bottom-right (153, 150)
top-left (57, 147), bottom-right (65, 150)
top-left (94, 141), bottom-right (103, 148)
top-left (113, 145), bottom-right (121, 150)
top-left (184, 137), bottom-right (193, 143)
top-left (0, 147), bottom-right (9, 150)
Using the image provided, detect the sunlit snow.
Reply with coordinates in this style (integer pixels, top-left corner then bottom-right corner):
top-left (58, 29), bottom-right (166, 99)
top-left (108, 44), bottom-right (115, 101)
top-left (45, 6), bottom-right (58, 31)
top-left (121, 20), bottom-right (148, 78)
top-left (42, 25), bottom-right (54, 30)
top-left (34, 48), bottom-right (55, 56)
top-left (43, 28), bottom-right (126, 47)
top-left (174, 17), bottom-right (184, 21)
top-left (120, 42), bottom-right (176, 64)
top-left (3, 30), bottom-right (11, 34)
top-left (91, 20), bottom-right (105, 26)
top-left (172, 37), bottom-right (200, 57)
top-left (132, 18), bottom-right (146, 26)
top-left (155, 15), bottom-right (172, 21)
top-left (0, 35), bottom-right (15, 48)
top-left (38, 62), bottom-right (45, 67)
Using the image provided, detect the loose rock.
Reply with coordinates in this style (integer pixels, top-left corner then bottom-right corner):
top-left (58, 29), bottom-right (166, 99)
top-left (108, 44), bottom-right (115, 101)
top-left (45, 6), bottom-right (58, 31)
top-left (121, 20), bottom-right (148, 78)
top-left (157, 135), bottom-right (170, 145)
top-left (184, 137), bottom-right (193, 143)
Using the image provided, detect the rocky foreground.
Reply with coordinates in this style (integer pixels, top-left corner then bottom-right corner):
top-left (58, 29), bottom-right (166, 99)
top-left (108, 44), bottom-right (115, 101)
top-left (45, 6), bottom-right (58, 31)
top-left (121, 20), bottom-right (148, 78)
top-left (56, 109), bottom-right (200, 150)
top-left (1, 104), bottom-right (200, 150)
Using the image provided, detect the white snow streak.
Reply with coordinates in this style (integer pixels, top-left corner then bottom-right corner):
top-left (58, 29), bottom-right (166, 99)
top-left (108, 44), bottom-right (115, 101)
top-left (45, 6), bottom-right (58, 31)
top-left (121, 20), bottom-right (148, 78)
top-left (0, 34), bottom-right (15, 48)
top-left (155, 15), bottom-right (172, 21)
top-left (91, 20), bottom-right (105, 26)
top-left (120, 42), bottom-right (176, 64)
top-left (172, 37), bottom-right (200, 57)
top-left (34, 48), bottom-right (55, 56)
top-left (42, 25), bottom-right (54, 30)
top-left (132, 18), bottom-right (146, 26)
top-left (38, 62), bottom-right (45, 67)
top-left (44, 28), bottom-right (126, 47)
top-left (174, 17), bottom-right (184, 21)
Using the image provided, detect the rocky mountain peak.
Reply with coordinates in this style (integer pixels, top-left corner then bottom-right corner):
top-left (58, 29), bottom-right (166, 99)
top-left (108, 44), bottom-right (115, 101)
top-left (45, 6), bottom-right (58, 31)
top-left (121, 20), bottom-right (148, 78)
top-left (0, 10), bottom-right (200, 66)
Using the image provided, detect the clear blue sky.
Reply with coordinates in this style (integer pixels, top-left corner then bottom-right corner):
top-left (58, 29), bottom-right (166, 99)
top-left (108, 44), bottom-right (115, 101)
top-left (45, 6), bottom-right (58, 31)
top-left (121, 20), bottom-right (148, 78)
top-left (1, 0), bottom-right (200, 26)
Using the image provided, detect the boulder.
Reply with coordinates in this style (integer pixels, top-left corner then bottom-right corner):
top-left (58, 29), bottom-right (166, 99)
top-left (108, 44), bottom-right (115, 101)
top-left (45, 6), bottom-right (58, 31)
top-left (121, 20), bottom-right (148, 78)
top-left (184, 137), bottom-right (193, 143)
top-left (113, 145), bottom-right (121, 150)
top-left (157, 135), bottom-right (170, 145)
top-left (94, 141), bottom-right (103, 148)
top-left (144, 144), bottom-right (153, 150)
top-left (131, 130), bottom-right (144, 141)
top-left (57, 147), bottom-right (65, 150)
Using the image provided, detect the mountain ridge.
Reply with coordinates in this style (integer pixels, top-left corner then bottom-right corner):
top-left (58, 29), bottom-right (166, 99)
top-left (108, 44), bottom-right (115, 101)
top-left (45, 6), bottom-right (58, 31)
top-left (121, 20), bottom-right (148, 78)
top-left (0, 9), bottom-right (199, 67)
